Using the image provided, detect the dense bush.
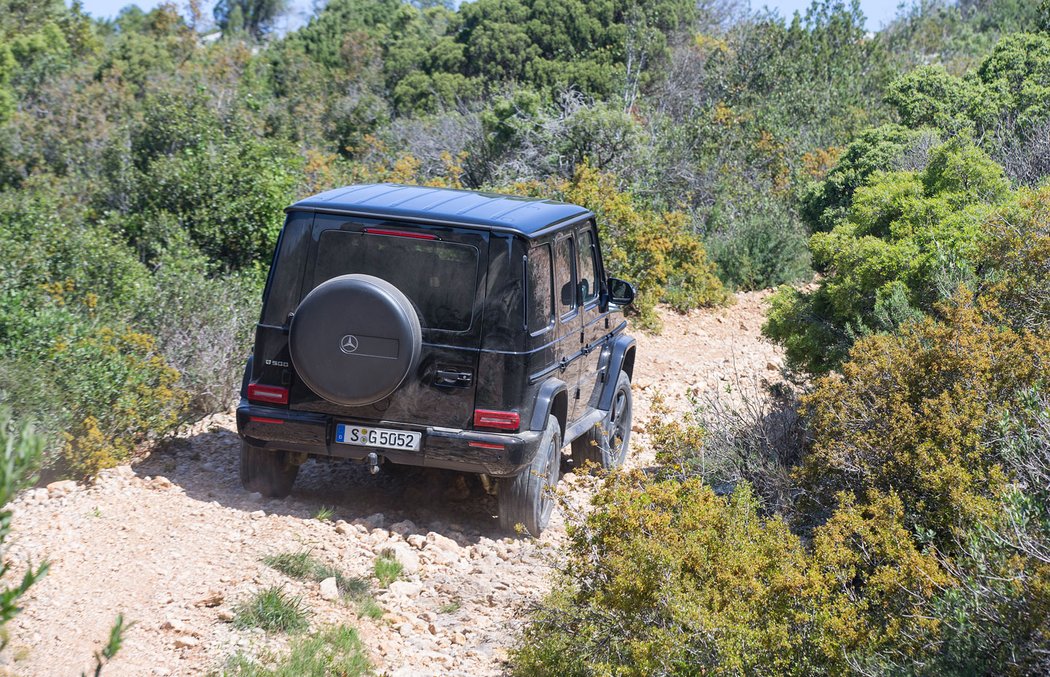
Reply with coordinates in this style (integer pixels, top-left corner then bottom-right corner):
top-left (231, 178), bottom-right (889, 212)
top-left (765, 139), bottom-right (1016, 374)
top-left (517, 293), bottom-right (1050, 676)
top-left (797, 296), bottom-right (1050, 538)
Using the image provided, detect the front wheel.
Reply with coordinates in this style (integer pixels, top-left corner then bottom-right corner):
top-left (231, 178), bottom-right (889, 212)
top-left (571, 371), bottom-right (632, 471)
top-left (240, 440), bottom-right (299, 498)
top-left (498, 415), bottom-right (561, 537)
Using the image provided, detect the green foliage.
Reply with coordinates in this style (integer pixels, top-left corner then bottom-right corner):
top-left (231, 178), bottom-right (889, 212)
top-left (55, 325), bottom-right (187, 478)
top-left (513, 476), bottom-right (830, 675)
top-left (799, 124), bottom-right (927, 233)
top-left (234, 586), bottom-right (311, 633)
top-left (765, 139), bottom-right (1015, 374)
top-left (130, 135), bottom-right (301, 270)
top-left (215, 0), bottom-right (289, 39)
top-left (517, 296), bottom-right (1050, 675)
top-left (223, 625), bottom-right (370, 677)
top-left (703, 193), bottom-right (812, 290)
top-left (0, 413), bottom-right (48, 640)
top-left (83, 614), bottom-right (133, 677)
top-left (373, 550), bottom-right (402, 588)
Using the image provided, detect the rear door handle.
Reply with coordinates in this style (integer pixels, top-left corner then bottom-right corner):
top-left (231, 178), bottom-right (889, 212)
top-left (435, 370), bottom-right (473, 387)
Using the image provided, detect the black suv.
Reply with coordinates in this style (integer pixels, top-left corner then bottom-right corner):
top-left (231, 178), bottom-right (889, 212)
top-left (236, 184), bottom-right (636, 536)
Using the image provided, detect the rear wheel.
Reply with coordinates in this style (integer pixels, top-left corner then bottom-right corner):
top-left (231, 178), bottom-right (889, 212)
top-left (499, 415), bottom-right (561, 537)
top-left (571, 371), bottom-right (632, 471)
top-left (240, 440), bottom-right (299, 498)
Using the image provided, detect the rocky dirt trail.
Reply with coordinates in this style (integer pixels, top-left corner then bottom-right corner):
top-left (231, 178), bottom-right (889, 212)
top-left (0, 291), bottom-right (782, 676)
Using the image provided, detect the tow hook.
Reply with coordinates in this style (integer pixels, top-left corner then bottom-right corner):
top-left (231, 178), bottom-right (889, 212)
top-left (367, 452), bottom-right (381, 475)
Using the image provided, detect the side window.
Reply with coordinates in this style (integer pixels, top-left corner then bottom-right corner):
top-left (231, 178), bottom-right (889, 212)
top-left (577, 228), bottom-right (599, 305)
top-left (554, 235), bottom-right (576, 317)
top-left (526, 244), bottom-right (554, 334)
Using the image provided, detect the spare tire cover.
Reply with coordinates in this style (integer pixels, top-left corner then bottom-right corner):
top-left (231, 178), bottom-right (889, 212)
top-left (289, 274), bottom-right (422, 407)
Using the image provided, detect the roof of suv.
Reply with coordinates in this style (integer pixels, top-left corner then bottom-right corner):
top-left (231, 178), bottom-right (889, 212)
top-left (288, 183), bottom-right (592, 236)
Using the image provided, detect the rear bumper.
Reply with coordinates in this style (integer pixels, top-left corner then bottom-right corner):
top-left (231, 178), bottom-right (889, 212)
top-left (236, 401), bottom-right (542, 477)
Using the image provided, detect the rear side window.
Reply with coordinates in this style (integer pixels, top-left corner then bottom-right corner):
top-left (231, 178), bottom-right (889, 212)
top-left (554, 236), bottom-right (576, 317)
top-left (526, 244), bottom-right (554, 334)
top-left (313, 230), bottom-right (478, 332)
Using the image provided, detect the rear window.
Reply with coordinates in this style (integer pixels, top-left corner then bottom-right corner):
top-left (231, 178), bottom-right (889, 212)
top-left (313, 230), bottom-right (478, 332)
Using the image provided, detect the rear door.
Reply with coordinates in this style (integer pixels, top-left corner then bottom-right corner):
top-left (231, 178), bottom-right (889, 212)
top-left (288, 214), bottom-right (487, 430)
top-left (575, 223), bottom-right (607, 412)
top-left (552, 232), bottom-right (583, 421)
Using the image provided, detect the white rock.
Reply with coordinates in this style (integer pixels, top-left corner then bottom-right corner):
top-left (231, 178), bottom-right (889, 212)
top-left (406, 534), bottom-right (427, 550)
top-left (388, 581), bottom-right (423, 598)
top-left (386, 542), bottom-right (421, 576)
top-left (425, 532), bottom-right (459, 552)
top-left (319, 577), bottom-right (340, 601)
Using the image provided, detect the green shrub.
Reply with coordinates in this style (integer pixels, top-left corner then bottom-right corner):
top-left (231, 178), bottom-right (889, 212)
top-left (373, 550), bottom-right (402, 588)
top-left (799, 124), bottom-right (927, 233)
top-left (703, 195), bottom-right (812, 291)
top-left (223, 625), bottom-right (370, 677)
top-left (234, 586), bottom-right (311, 633)
top-left (132, 135), bottom-right (301, 270)
top-left (765, 139), bottom-right (1015, 374)
top-left (513, 475), bottom-right (834, 676)
top-left (132, 249), bottom-right (262, 417)
top-left (55, 325), bottom-right (188, 478)
top-left (979, 185), bottom-right (1050, 331)
top-left (0, 412), bottom-right (48, 633)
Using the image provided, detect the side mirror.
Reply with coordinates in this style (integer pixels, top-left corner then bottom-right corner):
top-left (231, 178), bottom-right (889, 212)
top-left (607, 277), bottom-right (635, 308)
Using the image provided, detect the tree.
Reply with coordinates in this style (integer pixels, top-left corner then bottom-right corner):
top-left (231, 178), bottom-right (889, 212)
top-left (214, 0), bottom-right (289, 39)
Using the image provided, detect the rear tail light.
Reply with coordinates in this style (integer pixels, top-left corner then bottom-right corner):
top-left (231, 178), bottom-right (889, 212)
top-left (363, 227), bottom-right (437, 240)
top-left (473, 409), bottom-right (520, 431)
top-left (247, 384), bottom-right (289, 405)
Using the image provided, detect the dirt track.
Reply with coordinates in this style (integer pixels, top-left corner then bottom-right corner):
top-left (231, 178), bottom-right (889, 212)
top-left (0, 292), bottom-right (782, 676)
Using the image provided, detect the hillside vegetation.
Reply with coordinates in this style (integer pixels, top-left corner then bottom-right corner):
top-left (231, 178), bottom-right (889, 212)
top-left (513, 7), bottom-right (1050, 675)
top-left (0, 0), bottom-right (1047, 672)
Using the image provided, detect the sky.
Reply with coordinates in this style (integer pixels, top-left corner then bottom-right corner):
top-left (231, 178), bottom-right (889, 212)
top-left (73, 0), bottom-right (905, 32)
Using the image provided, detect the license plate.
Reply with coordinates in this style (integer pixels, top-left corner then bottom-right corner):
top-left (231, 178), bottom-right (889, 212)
top-left (335, 424), bottom-right (421, 451)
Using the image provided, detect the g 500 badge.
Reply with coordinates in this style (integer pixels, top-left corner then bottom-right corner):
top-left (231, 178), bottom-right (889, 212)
top-left (265, 359), bottom-right (289, 368)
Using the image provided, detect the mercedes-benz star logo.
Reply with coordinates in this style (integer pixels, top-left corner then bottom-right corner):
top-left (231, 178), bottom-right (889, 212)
top-left (339, 334), bottom-right (359, 354)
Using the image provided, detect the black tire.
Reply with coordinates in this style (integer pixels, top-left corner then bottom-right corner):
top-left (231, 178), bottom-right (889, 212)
top-left (498, 415), bottom-right (561, 537)
top-left (289, 274), bottom-right (422, 407)
top-left (240, 440), bottom-right (299, 498)
top-left (571, 371), bottom-right (632, 471)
